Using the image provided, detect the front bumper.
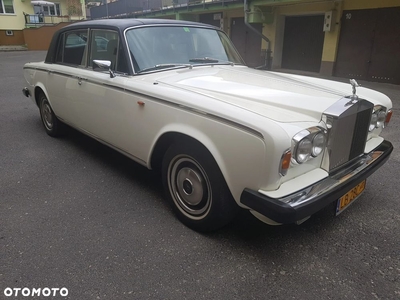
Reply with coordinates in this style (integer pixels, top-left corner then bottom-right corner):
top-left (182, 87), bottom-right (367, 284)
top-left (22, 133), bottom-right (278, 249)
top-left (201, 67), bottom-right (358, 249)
top-left (240, 140), bottom-right (393, 224)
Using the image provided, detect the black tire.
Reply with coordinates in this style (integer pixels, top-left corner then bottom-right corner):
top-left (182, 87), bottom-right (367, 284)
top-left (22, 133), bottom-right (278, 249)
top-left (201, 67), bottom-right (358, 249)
top-left (38, 92), bottom-right (63, 137)
top-left (162, 141), bottom-right (238, 232)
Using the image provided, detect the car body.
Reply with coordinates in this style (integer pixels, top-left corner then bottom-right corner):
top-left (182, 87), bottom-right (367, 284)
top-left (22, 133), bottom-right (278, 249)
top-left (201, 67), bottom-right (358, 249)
top-left (22, 19), bottom-right (393, 232)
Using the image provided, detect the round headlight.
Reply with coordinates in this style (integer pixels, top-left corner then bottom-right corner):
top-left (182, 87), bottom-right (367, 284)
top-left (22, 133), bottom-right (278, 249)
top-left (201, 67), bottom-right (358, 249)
top-left (312, 132), bottom-right (325, 157)
top-left (369, 113), bottom-right (378, 132)
top-left (376, 110), bottom-right (386, 128)
top-left (296, 138), bottom-right (312, 163)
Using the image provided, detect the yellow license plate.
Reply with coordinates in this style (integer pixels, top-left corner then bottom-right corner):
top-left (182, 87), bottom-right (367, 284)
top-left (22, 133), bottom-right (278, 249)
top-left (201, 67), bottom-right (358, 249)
top-left (336, 180), bottom-right (366, 215)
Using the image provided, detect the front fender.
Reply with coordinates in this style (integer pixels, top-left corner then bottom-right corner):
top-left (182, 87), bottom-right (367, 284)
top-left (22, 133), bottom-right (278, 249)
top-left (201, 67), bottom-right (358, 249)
top-left (148, 122), bottom-right (268, 204)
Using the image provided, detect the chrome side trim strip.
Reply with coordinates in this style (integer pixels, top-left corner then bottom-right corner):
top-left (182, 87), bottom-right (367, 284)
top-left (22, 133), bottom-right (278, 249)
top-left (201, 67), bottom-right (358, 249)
top-left (28, 67), bottom-right (264, 139)
top-left (123, 89), bottom-right (265, 139)
top-left (23, 66), bottom-right (49, 73)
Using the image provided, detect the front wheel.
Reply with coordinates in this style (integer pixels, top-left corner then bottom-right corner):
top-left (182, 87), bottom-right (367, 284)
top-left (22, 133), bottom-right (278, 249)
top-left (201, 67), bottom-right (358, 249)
top-left (162, 141), bottom-right (238, 232)
top-left (38, 92), bottom-right (63, 137)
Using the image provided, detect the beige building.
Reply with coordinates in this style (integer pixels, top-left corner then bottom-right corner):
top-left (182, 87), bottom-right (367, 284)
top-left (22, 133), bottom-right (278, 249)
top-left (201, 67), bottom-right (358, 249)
top-left (91, 0), bottom-right (400, 84)
top-left (0, 0), bottom-right (86, 46)
top-left (117, 0), bottom-right (399, 84)
top-left (2, 0), bottom-right (399, 84)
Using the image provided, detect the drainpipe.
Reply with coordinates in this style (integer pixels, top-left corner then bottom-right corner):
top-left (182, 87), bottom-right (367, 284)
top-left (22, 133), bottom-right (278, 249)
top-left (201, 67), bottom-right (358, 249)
top-left (243, 0), bottom-right (272, 70)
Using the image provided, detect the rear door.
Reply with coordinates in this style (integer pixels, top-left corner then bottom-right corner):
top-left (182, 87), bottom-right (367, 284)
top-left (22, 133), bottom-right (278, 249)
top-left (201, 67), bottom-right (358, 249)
top-left (46, 29), bottom-right (89, 123)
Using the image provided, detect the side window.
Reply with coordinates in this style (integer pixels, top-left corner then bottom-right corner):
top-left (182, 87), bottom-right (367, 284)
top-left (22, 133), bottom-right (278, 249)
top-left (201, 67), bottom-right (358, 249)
top-left (55, 30), bottom-right (88, 66)
top-left (55, 33), bottom-right (65, 63)
top-left (89, 30), bottom-right (119, 71)
top-left (116, 40), bottom-right (129, 74)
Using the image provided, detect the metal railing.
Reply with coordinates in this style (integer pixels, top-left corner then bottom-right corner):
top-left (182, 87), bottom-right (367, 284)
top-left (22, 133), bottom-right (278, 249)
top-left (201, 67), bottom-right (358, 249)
top-left (24, 14), bottom-right (71, 27)
top-left (90, 0), bottom-right (240, 19)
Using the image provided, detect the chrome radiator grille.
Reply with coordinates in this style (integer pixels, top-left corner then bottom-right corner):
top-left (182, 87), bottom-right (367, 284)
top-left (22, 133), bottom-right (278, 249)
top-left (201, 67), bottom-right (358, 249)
top-left (323, 99), bottom-right (374, 172)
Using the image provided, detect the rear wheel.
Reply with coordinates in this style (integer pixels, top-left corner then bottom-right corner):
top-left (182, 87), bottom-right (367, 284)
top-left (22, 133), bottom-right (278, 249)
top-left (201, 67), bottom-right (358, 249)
top-left (162, 141), bottom-right (238, 232)
top-left (38, 92), bottom-right (63, 137)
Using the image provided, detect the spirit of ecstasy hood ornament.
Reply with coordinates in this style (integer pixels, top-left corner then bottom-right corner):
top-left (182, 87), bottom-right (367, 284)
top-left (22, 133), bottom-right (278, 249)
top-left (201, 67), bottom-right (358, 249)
top-left (349, 79), bottom-right (360, 101)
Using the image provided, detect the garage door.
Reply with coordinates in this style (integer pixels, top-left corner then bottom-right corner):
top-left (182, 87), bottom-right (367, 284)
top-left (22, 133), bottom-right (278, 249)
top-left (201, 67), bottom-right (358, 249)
top-left (230, 17), bottom-right (263, 68)
top-left (199, 12), bottom-right (222, 28)
top-left (281, 15), bottom-right (325, 72)
top-left (335, 8), bottom-right (400, 84)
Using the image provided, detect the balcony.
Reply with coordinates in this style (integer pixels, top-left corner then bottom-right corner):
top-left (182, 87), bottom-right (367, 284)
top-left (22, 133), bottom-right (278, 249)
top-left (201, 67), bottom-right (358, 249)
top-left (24, 13), bottom-right (72, 27)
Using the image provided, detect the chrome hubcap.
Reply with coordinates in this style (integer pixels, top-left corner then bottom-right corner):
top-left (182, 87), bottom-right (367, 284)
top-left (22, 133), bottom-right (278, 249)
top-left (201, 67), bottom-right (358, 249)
top-left (41, 102), bottom-right (53, 130)
top-left (169, 156), bottom-right (211, 218)
top-left (177, 167), bottom-right (203, 206)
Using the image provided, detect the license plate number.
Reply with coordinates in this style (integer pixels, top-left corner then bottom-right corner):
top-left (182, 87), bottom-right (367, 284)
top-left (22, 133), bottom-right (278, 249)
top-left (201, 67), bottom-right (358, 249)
top-left (336, 180), bottom-right (366, 215)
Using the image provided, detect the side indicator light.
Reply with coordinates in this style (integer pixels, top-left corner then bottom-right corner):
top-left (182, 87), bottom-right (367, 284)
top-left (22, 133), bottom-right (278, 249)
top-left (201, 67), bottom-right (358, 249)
top-left (385, 110), bottom-right (393, 125)
top-left (280, 150), bottom-right (292, 176)
top-left (137, 101), bottom-right (145, 106)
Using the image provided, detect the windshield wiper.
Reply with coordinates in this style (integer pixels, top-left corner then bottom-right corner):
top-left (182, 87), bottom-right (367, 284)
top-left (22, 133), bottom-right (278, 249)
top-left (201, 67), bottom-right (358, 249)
top-left (138, 63), bottom-right (193, 74)
top-left (189, 57), bottom-right (235, 66)
top-left (189, 57), bottom-right (219, 63)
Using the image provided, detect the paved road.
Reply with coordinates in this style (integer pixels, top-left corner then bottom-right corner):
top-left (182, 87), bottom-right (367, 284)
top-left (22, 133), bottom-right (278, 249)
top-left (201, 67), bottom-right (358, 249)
top-left (0, 51), bottom-right (399, 300)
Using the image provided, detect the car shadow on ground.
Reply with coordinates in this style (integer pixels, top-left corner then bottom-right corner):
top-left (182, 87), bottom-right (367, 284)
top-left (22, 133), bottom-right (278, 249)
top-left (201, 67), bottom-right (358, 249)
top-left (42, 119), bottom-right (345, 248)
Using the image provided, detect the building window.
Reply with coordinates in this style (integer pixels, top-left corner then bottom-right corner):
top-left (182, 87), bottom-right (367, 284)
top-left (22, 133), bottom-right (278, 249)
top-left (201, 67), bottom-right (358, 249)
top-left (34, 3), bottom-right (61, 16)
top-left (0, 0), bottom-right (15, 14)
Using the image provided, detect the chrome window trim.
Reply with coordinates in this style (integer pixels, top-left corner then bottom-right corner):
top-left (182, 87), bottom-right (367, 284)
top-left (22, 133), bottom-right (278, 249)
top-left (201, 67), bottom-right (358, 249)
top-left (53, 28), bottom-right (90, 68)
top-left (123, 24), bottom-right (243, 75)
top-left (87, 28), bottom-right (120, 71)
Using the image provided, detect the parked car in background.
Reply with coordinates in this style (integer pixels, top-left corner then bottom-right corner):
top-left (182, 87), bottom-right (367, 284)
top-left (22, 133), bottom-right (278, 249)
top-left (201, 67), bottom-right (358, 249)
top-left (22, 19), bottom-right (393, 232)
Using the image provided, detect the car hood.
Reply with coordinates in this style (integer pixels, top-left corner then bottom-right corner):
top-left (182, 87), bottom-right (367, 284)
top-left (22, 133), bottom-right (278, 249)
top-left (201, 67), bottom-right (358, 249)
top-left (152, 66), bottom-right (384, 123)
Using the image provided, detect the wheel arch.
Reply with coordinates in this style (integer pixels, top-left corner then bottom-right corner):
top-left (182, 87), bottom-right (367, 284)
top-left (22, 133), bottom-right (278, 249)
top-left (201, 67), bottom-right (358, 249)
top-left (150, 131), bottom-right (218, 172)
top-left (148, 124), bottom-right (267, 205)
top-left (149, 130), bottom-right (230, 186)
top-left (33, 84), bottom-right (50, 108)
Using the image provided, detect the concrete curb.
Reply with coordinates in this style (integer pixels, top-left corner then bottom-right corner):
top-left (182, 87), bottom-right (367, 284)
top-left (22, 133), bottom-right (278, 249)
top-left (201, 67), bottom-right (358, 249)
top-left (0, 46), bottom-right (28, 51)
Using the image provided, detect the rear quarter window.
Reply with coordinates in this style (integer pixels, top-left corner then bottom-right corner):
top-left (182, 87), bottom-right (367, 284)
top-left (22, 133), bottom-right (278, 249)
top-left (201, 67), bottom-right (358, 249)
top-left (55, 30), bottom-right (88, 66)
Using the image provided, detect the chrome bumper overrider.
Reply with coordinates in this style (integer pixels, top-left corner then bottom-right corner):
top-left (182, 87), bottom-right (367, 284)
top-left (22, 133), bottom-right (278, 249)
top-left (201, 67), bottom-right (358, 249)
top-left (240, 140), bottom-right (393, 224)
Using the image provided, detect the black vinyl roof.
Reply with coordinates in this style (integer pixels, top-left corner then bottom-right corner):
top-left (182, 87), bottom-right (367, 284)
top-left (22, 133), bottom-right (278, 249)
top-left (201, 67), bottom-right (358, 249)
top-left (45, 18), bottom-right (217, 69)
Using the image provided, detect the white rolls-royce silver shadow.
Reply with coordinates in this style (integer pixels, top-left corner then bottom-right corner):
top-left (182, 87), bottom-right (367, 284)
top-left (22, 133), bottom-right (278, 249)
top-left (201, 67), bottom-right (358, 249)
top-left (23, 19), bottom-right (393, 232)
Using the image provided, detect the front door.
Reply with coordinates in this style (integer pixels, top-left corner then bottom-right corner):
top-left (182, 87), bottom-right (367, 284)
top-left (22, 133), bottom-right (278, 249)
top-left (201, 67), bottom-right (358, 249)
top-left (70, 30), bottom-right (144, 157)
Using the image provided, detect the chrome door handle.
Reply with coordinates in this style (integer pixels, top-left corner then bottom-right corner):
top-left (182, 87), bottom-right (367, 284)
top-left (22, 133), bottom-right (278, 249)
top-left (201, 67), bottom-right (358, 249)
top-left (76, 76), bottom-right (87, 85)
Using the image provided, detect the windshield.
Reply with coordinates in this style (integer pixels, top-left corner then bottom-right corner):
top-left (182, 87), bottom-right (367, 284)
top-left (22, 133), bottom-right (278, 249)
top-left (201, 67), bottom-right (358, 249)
top-left (125, 26), bottom-right (244, 73)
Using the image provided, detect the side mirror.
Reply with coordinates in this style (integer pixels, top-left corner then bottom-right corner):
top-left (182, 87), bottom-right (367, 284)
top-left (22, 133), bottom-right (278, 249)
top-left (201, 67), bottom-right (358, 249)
top-left (93, 59), bottom-right (116, 78)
